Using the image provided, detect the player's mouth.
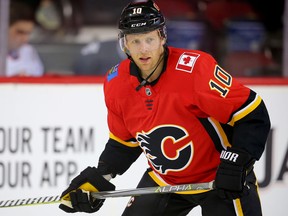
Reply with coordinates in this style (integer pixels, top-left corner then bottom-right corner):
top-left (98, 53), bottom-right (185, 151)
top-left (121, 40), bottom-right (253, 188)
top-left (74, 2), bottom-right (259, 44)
top-left (139, 57), bottom-right (151, 64)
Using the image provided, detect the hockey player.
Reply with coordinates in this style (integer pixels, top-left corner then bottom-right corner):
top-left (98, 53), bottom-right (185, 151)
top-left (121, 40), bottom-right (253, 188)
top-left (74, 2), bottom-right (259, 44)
top-left (59, 1), bottom-right (271, 215)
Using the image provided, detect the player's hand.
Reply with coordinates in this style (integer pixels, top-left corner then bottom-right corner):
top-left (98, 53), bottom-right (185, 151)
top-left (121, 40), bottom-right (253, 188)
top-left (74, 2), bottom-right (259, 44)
top-left (59, 166), bottom-right (115, 213)
top-left (215, 147), bottom-right (254, 200)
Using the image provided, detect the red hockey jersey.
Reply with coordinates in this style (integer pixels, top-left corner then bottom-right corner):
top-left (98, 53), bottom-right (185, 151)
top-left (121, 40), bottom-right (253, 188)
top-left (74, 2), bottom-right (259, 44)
top-left (102, 47), bottom-right (268, 186)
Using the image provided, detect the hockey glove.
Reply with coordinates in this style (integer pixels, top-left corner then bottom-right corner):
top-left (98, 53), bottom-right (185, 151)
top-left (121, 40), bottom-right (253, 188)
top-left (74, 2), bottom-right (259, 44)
top-left (59, 166), bottom-right (115, 213)
top-left (215, 147), bottom-right (255, 200)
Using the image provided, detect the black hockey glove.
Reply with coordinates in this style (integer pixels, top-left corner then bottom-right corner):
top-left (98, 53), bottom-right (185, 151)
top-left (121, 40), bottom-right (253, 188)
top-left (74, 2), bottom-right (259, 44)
top-left (215, 147), bottom-right (255, 200)
top-left (59, 166), bottom-right (115, 213)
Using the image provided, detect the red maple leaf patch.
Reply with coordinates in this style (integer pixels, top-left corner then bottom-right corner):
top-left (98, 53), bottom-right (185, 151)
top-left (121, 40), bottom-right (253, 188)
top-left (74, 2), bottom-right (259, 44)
top-left (183, 56), bottom-right (191, 65)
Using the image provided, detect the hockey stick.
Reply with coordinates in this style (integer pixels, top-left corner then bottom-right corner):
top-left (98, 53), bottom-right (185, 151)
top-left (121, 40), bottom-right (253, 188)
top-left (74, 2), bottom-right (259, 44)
top-left (91, 181), bottom-right (215, 199)
top-left (0, 181), bottom-right (214, 208)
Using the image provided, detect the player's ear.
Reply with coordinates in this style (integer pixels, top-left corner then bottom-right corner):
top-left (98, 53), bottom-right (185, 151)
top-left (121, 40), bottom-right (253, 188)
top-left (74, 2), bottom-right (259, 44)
top-left (124, 47), bottom-right (131, 56)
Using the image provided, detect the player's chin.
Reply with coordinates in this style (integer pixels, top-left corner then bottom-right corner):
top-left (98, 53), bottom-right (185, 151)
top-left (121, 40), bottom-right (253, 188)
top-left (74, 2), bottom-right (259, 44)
top-left (134, 59), bottom-right (149, 67)
top-left (138, 64), bottom-right (153, 73)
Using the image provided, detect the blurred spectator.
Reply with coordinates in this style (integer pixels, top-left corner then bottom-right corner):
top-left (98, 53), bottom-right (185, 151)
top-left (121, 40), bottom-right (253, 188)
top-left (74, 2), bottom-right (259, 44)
top-left (6, 2), bottom-right (44, 77)
top-left (35, 0), bottom-right (83, 35)
top-left (73, 40), bottom-right (126, 76)
top-left (35, 0), bottom-right (61, 31)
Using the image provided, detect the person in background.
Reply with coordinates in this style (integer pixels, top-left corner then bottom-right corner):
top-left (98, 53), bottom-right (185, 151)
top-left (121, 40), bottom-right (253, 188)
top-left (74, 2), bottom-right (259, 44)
top-left (59, 1), bottom-right (270, 215)
top-left (6, 2), bottom-right (44, 77)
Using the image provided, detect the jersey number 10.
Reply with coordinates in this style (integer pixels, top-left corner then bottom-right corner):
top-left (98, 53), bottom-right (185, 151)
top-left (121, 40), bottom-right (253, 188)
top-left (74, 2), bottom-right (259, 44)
top-left (209, 65), bottom-right (232, 98)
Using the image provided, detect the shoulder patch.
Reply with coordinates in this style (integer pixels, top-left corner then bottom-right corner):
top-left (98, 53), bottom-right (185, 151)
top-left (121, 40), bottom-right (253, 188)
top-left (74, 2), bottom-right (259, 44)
top-left (107, 64), bottom-right (119, 81)
top-left (176, 52), bottom-right (200, 73)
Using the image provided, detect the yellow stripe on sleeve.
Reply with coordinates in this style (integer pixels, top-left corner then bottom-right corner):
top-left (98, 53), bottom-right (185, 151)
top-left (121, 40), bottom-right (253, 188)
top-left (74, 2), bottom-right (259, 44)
top-left (109, 132), bottom-right (139, 147)
top-left (209, 117), bottom-right (232, 149)
top-left (228, 95), bottom-right (262, 126)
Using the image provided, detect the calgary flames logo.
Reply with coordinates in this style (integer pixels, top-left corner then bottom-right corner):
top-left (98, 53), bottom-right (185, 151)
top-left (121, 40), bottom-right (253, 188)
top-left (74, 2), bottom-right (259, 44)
top-left (136, 125), bottom-right (193, 174)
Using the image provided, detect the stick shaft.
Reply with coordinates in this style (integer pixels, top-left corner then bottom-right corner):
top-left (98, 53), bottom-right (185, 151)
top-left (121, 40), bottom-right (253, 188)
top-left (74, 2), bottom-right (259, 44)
top-left (0, 195), bottom-right (61, 208)
top-left (0, 181), bottom-right (214, 208)
top-left (91, 181), bottom-right (214, 199)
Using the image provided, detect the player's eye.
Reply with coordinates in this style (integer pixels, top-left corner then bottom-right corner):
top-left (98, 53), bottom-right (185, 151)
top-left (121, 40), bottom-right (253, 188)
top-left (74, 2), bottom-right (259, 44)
top-left (146, 37), bottom-right (154, 43)
top-left (131, 39), bottom-right (140, 45)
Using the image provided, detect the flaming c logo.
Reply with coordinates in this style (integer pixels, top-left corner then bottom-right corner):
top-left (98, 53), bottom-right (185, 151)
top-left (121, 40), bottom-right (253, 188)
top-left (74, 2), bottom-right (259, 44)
top-left (136, 125), bottom-right (193, 174)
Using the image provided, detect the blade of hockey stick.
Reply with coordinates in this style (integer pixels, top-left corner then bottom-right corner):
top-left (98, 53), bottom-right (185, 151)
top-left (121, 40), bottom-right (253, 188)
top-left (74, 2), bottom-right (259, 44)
top-left (0, 181), bottom-right (214, 208)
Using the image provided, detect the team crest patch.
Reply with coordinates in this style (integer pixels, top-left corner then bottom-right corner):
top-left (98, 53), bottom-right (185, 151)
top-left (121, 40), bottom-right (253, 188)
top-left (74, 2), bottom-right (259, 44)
top-left (176, 52), bottom-right (200, 73)
top-left (107, 64), bottom-right (119, 81)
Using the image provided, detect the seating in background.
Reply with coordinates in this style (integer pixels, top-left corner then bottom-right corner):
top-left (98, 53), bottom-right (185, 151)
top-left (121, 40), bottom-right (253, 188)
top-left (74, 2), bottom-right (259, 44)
top-left (223, 51), bottom-right (280, 77)
top-left (222, 19), bottom-right (280, 77)
top-left (33, 42), bottom-right (84, 75)
top-left (166, 20), bottom-right (210, 52)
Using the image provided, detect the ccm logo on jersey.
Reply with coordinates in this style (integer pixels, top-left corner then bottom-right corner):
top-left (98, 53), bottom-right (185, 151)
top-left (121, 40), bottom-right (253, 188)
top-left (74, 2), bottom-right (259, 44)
top-left (220, 150), bottom-right (239, 163)
top-left (176, 52), bottom-right (200, 73)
